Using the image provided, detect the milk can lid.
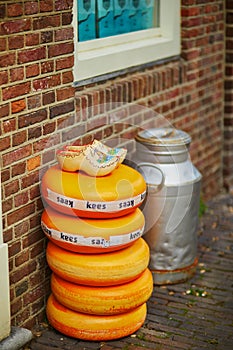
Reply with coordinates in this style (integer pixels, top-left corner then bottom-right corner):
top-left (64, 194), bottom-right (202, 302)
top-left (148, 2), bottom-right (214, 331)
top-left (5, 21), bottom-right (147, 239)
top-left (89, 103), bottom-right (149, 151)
top-left (135, 128), bottom-right (191, 146)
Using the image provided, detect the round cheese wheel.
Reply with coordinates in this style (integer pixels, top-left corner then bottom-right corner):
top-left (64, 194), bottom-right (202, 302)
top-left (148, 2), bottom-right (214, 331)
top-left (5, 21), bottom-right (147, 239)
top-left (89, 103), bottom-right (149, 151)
top-left (41, 164), bottom-right (146, 218)
top-left (46, 238), bottom-right (150, 286)
top-left (46, 294), bottom-right (147, 341)
top-left (51, 268), bottom-right (153, 315)
top-left (41, 206), bottom-right (145, 253)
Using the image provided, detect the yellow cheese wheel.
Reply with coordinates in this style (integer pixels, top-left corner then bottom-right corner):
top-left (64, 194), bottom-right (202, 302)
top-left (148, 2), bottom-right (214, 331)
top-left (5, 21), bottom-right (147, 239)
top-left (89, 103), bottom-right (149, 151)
top-left (41, 164), bottom-right (146, 218)
top-left (46, 238), bottom-right (150, 286)
top-left (41, 206), bottom-right (145, 253)
top-left (51, 268), bottom-right (153, 315)
top-left (46, 294), bottom-right (147, 341)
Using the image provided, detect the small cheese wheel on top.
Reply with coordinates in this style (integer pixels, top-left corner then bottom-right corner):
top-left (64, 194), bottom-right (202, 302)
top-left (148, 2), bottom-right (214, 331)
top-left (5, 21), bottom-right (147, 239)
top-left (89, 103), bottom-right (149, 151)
top-left (41, 164), bottom-right (146, 218)
top-left (46, 238), bottom-right (150, 286)
top-left (46, 294), bottom-right (147, 341)
top-left (41, 206), bottom-right (145, 253)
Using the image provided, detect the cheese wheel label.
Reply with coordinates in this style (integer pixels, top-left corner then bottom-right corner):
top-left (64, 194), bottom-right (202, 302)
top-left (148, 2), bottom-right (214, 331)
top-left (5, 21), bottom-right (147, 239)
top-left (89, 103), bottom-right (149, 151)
top-left (41, 221), bottom-right (144, 248)
top-left (47, 188), bottom-right (146, 213)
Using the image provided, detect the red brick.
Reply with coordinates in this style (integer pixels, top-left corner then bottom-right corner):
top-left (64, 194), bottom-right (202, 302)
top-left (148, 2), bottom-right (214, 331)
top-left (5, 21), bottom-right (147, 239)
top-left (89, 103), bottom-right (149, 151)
top-left (55, 27), bottom-right (73, 41)
top-left (21, 170), bottom-right (39, 189)
top-left (4, 180), bottom-right (20, 197)
top-left (30, 240), bottom-right (45, 259)
top-left (40, 30), bottom-right (53, 43)
top-left (2, 144), bottom-right (32, 167)
top-left (33, 15), bottom-right (60, 30)
top-left (1, 19), bottom-right (31, 35)
top-left (8, 35), bottom-right (24, 49)
top-left (0, 136), bottom-right (11, 152)
top-left (2, 198), bottom-right (13, 216)
top-left (55, 0), bottom-right (73, 11)
top-left (182, 7), bottom-right (201, 17)
top-left (29, 185), bottom-right (41, 201)
top-left (9, 240), bottom-right (22, 257)
top-left (10, 260), bottom-right (37, 284)
top-left (28, 126), bottom-right (42, 140)
top-left (32, 74), bottom-right (61, 91)
top-left (0, 37), bottom-right (7, 51)
top-left (1, 169), bottom-right (10, 183)
top-left (18, 47), bottom-right (46, 64)
top-left (10, 298), bottom-right (22, 317)
top-left (42, 91), bottom-right (55, 105)
top-left (15, 280), bottom-right (29, 297)
top-left (0, 52), bottom-right (15, 67)
top-left (12, 162), bottom-right (26, 177)
top-left (49, 100), bottom-right (74, 118)
top-left (27, 94), bottom-right (42, 110)
top-left (24, 1), bottom-right (39, 15)
top-left (43, 121), bottom-right (56, 135)
top-left (14, 221), bottom-right (30, 239)
top-left (18, 109), bottom-right (47, 128)
top-left (3, 228), bottom-right (13, 244)
top-left (14, 191), bottom-right (29, 208)
top-left (0, 70), bottom-right (8, 85)
top-left (48, 42), bottom-right (73, 58)
top-left (0, 4), bottom-right (6, 18)
top-left (12, 130), bottom-right (27, 147)
top-left (56, 55), bottom-right (74, 70)
top-left (26, 63), bottom-right (40, 78)
top-left (27, 155), bottom-right (41, 171)
top-left (10, 67), bottom-right (24, 83)
top-left (7, 3), bottom-right (23, 17)
top-left (2, 82), bottom-right (30, 101)
top-left (62, 70), bottom-right (73, 84)
top-left (25, 33), bottom-right (40, 46)
top-left (23, 229), bottom-right (44, 249)
top-left (42, 149), bottom-right (55, 164)
top-left (23, 285), bottom-right (45, 306)
top-left (41, 60), bottom-right (54, 74)
top-left (56, 86), bottom-right (75, 101)
top-left (40, 0), bottom-right (53, 12)
top-left (32, 135), bottom-right (59, 153)
top-left (2, 118), bottom-right (16, 133)
top-left (0, 103), bottom-right (10, 117)
top-left (62, 12), bottom-right (72, 25)
top-left (11, 99), bottom-right (26, 113)
top-left (7, 203), bottom-right (35, 226)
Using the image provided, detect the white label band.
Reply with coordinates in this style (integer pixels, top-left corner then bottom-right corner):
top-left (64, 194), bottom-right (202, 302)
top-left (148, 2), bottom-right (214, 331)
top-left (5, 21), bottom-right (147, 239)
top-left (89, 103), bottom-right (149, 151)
top-left (46, 188), bottom-right (146, 213)
top-left (41, 221), bottom-right (145, 248)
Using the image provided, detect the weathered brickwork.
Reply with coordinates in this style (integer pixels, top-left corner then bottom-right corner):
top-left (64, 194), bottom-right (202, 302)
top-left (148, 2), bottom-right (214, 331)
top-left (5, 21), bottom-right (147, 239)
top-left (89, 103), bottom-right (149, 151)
top-left (0, 0), bottom-right (75, 329)
top-left (0, 0), bottom-right (229, 329)
top-left (224, 0), bottom-right (233, 191)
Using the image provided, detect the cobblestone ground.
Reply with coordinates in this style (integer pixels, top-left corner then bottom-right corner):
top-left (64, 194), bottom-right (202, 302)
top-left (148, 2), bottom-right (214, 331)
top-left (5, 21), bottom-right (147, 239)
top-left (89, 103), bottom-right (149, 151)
top-left (25, 193), bottom-right (233, 350)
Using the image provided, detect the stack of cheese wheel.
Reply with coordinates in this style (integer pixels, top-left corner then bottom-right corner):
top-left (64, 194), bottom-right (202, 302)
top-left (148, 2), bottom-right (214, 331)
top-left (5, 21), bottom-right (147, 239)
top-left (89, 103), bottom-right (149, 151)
top-left (41, 156), bottom-right (153, 341)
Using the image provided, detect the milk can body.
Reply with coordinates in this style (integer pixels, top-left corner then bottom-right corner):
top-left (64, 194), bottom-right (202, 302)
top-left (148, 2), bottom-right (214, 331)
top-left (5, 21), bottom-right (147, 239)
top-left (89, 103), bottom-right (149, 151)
top-left (134, 128), bottom-right (202, 284)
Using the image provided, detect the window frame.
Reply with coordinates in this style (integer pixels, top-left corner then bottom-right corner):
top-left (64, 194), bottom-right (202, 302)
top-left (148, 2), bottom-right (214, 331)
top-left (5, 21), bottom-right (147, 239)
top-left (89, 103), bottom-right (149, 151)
top-left (72, 0), bottom-right (180, 83)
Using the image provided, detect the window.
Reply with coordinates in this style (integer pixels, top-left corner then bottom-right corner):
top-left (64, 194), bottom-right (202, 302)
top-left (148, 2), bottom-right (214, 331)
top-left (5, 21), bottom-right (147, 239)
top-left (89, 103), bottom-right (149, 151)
top-left (78, 0), bottom-right (160, 42)
top-left (73, 0), bottom-right (180, 83)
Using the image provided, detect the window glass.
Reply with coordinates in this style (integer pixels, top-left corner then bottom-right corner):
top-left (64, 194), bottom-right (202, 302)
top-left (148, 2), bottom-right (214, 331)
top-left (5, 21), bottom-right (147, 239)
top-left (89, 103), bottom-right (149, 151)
top-left (77, 0), bottom-right (160, 42)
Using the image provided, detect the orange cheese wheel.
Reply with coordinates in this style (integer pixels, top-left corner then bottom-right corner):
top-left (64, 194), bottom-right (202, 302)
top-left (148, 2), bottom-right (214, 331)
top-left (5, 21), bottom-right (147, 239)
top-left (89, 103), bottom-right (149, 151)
top-left (41, 206), bottom-right (145, 253)
top-left (46, 238), bottom-right (150, 286)
top-left (41, 164), bottom-right (146, 218)
top-left (51, 269), bottom-right (153, 315)
top-left (46, 294), bottom-right (147, 341)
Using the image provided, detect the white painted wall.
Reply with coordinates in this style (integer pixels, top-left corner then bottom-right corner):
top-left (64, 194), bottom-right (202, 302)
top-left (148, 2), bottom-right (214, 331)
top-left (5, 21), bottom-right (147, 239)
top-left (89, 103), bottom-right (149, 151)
top-left (0, 173), bottom-right (11, 341)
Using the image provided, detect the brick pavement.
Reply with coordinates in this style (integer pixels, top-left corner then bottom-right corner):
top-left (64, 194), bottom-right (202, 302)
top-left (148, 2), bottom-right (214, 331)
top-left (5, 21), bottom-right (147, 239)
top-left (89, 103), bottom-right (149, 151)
top-left (24, 193), bottom-right (233, 350)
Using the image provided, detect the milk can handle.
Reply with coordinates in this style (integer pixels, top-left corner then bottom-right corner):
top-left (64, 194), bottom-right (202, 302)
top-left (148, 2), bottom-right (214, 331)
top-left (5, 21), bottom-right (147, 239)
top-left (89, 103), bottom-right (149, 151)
top-left (137, 162), bottom-right (165, 193)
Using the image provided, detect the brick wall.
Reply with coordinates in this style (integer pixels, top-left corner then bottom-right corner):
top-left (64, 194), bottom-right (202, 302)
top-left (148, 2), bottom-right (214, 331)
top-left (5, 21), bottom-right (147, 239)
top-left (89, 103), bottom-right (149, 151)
top-left (0, 0), bottom-right (226, 328)
top-left (0, 0), bottom-right (75, 328)
top-left (224, 0), bottom-right (233, 192)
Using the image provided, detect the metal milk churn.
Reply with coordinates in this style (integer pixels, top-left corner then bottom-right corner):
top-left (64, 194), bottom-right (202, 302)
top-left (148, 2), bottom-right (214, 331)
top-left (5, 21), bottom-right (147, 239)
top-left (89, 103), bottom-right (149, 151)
top-left (134, 128), bottom-right (202, 284)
